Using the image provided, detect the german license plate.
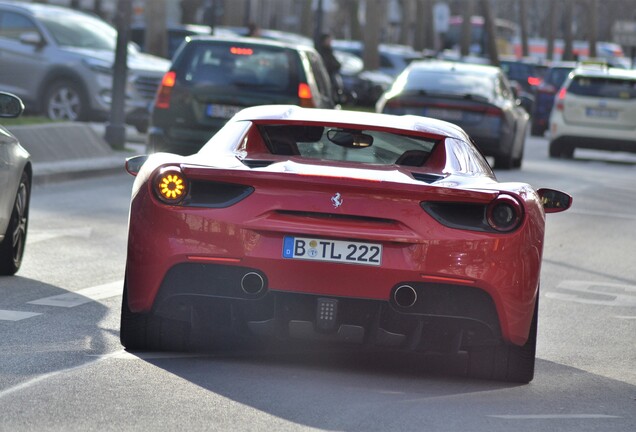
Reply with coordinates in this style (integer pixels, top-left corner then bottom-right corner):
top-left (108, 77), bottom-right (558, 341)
top-left (282, 236), bottom-right (382, 266)
top-left (206, 104), bottom-right (242, 119)
top-left (426, 108), bottom-right (463, 121)
top-left (585, 107), bottom-right (618, 119)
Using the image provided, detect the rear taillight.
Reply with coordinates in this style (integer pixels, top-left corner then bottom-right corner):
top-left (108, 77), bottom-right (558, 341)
top-left (527, 76), bottom-right (541, 87)
top-left (555, 87), bottom-right (566, 111)
top-left (486, 195), bottom-right (523, 232)
top-left (298, 83), bottom-right (314, 108)
top-left (421, 194), bottom-right (523, 233)
top-left (155, 71), bottom-right (176, 110)
top-left (484, 106), bottom-right (504, 117)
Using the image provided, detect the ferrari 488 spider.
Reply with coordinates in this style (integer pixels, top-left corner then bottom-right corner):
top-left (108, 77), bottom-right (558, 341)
top-left (121, 105), bottom-right (571, 383)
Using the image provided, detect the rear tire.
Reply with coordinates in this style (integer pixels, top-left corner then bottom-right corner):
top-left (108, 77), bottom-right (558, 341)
top-left (120, 283), bottom-right (191, 351)
top-left (549, 141), bottom-right (574, 159)
top-left (0, 171), bottom-right (30, 276)
top-left (494, 152), bottom-right (514, 170)
top-left (466, 296), bottom-right (538, 383)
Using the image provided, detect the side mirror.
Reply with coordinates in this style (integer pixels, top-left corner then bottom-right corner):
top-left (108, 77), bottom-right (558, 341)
top-left (537, 188), bottom-right (572, 213)
top-left (19, 31), bottom-right (44, 47)
top-left (125, 155), bottom-right (149, 176)
top-left (0, 92), bottom-right (24, 118)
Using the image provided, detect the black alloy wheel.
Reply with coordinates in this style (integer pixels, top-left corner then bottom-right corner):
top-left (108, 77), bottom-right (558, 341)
top-left (0, 172), bottom-right (30, 275)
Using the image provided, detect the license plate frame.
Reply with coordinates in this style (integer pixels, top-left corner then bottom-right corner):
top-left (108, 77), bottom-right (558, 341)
top-left (206, 104), bottom-right (242, 119)
top-left (585, 107), bottom-right (618, 119)
top-left (426, 108), bottom-right (463, 121)
top-left (282, 236), bottom-right (382, 266)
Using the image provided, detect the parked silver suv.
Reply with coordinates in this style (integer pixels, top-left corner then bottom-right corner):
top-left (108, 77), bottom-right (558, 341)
top-left (0, 1), bottom-right (170, 130)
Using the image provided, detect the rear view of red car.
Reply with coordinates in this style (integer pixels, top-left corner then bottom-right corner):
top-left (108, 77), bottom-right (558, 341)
top-left (121, 106), bottom-right (571, 383)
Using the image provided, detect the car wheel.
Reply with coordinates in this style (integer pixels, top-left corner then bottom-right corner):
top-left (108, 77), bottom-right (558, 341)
top-left (494, 152), bottom-right (514, 170)
top-left (530, 123), bottom-right (544, 137)
top-left (120, 283), bottom-right (191, 351)
top-left (0, 171), bottom-right (30, 276)
top-left (44, 80), bottom-right (89, 121)
top-left (549, 141), bottom-right (574, 159)
top-left (466, 296), bottom-right (538, 383)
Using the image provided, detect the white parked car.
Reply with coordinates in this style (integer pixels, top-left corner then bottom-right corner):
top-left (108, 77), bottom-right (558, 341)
top-left (548, 64), bottom-right (636, 158)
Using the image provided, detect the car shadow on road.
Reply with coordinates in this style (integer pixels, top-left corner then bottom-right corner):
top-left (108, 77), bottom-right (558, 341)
top-left (0, 276), bottom-right (115, 383)
top-left (129, 349), bottom-right (635, 430)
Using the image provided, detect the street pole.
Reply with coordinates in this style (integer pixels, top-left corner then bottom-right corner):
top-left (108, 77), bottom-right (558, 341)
top-left (104, 0), bottom-right (132, 150)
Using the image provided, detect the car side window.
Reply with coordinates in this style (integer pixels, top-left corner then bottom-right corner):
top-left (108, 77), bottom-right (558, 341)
top-left (0, 12), bottom-right (38, 41)
top-left (307, 51), bottom-right (331, 101)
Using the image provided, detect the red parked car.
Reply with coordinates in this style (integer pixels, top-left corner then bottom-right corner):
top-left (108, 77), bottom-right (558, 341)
top-left (120, 105), bottom-right (571, 383)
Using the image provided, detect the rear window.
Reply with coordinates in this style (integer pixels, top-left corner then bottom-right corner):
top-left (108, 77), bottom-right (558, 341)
top-left (403, 69), bottom-right (495, 101)
top-left (568, 76), bottom-right (636, 100)
top-left (258, 125), bottom-right (437, 166)
top-left (178, 42), bottom-right (299, 92)
top-left (546, 67), bottom-right (573, 87)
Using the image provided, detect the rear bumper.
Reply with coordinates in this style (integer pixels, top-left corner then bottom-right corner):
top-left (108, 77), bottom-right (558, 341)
top-left (550, 114), bottom-right (636, 150)
top-left (550, 135), bottom-right (636, 153)
top-left (152, 262), bottom-right (502, 351)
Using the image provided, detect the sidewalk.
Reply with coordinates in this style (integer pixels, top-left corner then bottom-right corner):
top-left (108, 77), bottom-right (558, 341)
top-left (8, 122), bottom-right (146, 185)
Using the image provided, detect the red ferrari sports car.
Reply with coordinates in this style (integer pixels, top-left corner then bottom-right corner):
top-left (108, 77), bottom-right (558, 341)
top-left (120, 105), bottom-right (571, 383)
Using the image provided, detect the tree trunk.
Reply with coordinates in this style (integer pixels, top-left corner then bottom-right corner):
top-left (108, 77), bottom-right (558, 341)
top-left (145, 0), bottom-right (168, 58)
top-left (414, 0), bottom-right (435, 51)
top-left (562, 0), bottom-right (575, 61)
top-left (546, 0), bottom-right (557, 60)
top-left (588, 0), bottom-right (598, 58)
top-left (364, 0), bottom-right (383, 71)
top-left (519, 0), bottom-right (529, 57)
top-left (481, 0), bottom-right (499, 66)
top-left (399, 0), bottom-right (414, 46)
top-left (180, 0), bottom-right (202, 25)
top-left (346, 0), bottom-right (362, 41)
top-left (460, 0), bottom-right (474, 56)
top-left (300, 0), bottom-right (313, 38)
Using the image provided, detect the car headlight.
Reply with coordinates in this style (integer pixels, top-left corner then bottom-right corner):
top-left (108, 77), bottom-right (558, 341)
top-left (82, 58), bottom-right (113, 75)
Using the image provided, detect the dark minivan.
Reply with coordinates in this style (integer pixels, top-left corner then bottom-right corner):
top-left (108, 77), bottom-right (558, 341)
top-left (147, 36), bottom-right (336, 155)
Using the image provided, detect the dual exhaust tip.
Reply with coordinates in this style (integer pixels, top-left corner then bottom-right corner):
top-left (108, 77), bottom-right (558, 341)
top-left (241, 274), bottom-right (417, 308)
top-left (241, 272), bottom-right (265, 295)
top-left (393, 284), bottom-right (418, 308)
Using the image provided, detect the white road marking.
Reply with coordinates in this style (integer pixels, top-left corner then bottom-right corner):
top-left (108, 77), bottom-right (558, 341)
top-left (615, 315), bottom-right (636, 320)
top-left (567, 209), bottom-right (636, 220)
top-left (28, 281), bottom-right (123, 308)
top-left (546, 280), bottom-right (636, 307)
top-left (27, 227), bottom-right (92, 244)
top-left (488, 414), bottom-right (622, 419)
top-left (0, 309), bottom-right (42, 321)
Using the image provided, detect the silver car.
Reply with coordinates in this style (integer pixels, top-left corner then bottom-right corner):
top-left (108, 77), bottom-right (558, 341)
top-left (0, 1), bottom-right (170, 130)
top-left (0, 91), bottom-right (30, 275)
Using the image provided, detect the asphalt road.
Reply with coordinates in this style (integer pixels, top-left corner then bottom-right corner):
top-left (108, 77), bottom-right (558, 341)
top-left (0, 133), bottom-right (634, 431)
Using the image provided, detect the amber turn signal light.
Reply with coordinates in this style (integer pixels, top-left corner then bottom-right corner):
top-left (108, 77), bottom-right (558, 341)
top-left (155, 167), bottom-right (188, 204)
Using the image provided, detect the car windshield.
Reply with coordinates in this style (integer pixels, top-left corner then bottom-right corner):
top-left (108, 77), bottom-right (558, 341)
top-left (38, 13), bottom-right (116, 50)
top-left (568, 76), bottom-right (636, 99)
top-left (182, 43), bottom-right (297, 91)
top-left (402, 69), bottom-right (494, 100)
top-left (260, 125), bottom-right (437, 166)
